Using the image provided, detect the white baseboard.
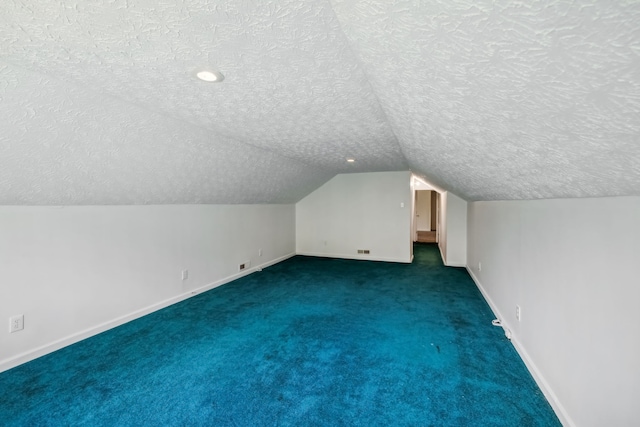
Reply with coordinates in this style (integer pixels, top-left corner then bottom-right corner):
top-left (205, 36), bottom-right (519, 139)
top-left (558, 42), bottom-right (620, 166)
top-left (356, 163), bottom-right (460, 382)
top-left (438, 243), bottom-right (446, 264)
top-left (0, 253), bottom-right (295, 374)
top-left (444, 261), bottom-right (466, 267)
top-left (296, 251), bottom-right (411, 264)
top-left (436, 243), bottom-right (465, 267)
top-left (466, 267), bottom-right (575, 427)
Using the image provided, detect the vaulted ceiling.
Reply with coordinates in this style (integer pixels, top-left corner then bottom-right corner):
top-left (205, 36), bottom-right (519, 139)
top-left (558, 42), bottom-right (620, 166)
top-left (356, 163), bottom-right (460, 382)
top-left (1, 0), bottom-right (639, 204)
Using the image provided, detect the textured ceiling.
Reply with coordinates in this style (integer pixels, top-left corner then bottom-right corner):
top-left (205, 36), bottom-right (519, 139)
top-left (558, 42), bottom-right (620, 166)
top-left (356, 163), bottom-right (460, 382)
top-left (0, 63), bottom-right (333, 204)
top-left (331, 0), bottom-right (640, 200)
top-left (1, 0), bottom-right (639, 204)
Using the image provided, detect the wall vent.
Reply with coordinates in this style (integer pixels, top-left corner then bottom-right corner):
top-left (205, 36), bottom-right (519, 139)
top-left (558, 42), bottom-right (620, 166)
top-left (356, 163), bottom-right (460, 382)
top-left (357, 249), bottom-right (371, 255)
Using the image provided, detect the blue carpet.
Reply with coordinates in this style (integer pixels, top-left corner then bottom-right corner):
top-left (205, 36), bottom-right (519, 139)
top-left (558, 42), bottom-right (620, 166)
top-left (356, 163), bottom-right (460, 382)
top-left (0, 244), bottom-right (560, 426)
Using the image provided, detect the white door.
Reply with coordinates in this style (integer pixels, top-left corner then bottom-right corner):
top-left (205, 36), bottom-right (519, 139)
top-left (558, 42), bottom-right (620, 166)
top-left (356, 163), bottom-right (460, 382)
top-left (415, 190), bottom-right (431, 231)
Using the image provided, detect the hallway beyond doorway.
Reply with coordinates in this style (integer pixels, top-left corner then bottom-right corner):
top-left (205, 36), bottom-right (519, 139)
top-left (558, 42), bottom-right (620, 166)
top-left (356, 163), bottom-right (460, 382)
top-left (417, 230), bottom-right (436, 243)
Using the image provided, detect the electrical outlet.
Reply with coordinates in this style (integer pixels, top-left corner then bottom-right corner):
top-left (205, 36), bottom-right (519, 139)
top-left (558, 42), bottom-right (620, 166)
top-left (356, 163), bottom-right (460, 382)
top-left (239, 261), bottom-right (251, 271)
top-left (516, 305), bottom-right (521, 322)
top-left (478, 262), bottom-right (482, 272)
top-left (181, 270), bottom-right (188, 281)
top-left (10, 315), bottom-right (24, 333)
top-left (258, 248), bottom-right (262, 257)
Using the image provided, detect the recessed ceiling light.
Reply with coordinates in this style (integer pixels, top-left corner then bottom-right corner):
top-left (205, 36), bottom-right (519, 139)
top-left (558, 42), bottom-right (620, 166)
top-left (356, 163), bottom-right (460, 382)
top-left (347, 158), bottom-right (355, 163)
top-left (195, 69), bottom-right (224, 82)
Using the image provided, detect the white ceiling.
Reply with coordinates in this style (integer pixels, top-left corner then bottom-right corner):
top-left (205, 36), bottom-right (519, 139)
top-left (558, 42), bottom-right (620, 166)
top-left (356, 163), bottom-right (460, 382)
top-left (1, 0), bottom-right (639, 204)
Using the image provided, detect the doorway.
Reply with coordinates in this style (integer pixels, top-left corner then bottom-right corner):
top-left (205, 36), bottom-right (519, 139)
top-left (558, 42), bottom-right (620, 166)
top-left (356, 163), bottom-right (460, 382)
top-left (414, 190), bottom-right (438, 243)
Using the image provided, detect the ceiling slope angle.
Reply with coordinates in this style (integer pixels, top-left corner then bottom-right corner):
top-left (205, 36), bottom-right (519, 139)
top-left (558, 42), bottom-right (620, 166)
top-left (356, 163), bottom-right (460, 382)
top-left (0, 63), bottom-right (334, 205)
top-left (330, 0), bottom-right (640, 200)
top-left (0, 0), bottom-right (409, 206)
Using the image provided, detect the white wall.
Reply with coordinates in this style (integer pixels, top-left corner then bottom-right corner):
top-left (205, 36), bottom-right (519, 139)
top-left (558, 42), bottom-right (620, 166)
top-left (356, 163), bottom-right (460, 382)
top-left (467, 196), bottom-right (640, 427)
top-left (0, 204), bottom-right (295, 372)
top-left (439, 191), bottom-right (467, 267)
top-left (410, 177), bottom-right (416, 260)
top-left (296, 171), bottom-right (412, 263)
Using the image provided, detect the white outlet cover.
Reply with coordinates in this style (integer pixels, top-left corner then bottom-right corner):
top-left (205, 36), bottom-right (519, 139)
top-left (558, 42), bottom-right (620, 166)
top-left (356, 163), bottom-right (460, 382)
top-left (10, 315), bottom-right (24, 333)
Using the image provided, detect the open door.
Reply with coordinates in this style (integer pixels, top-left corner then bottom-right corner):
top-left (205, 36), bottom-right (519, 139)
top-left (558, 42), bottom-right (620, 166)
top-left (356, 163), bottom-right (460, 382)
top-left (411, 175), bottom-right (441, 245)
top-left (415, 190), bottom-right (437, 243)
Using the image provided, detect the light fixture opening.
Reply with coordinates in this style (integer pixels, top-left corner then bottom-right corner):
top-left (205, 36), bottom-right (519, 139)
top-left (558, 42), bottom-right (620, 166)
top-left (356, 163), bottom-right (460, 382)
top-left (347, 158), bottom-right (355, 163)
top-left (195, 69), bottom-right (224, 82)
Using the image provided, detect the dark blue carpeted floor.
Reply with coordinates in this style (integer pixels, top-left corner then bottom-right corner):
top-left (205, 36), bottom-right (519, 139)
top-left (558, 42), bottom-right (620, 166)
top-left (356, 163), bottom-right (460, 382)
top-left (0, 244), bottom-right (560, 426)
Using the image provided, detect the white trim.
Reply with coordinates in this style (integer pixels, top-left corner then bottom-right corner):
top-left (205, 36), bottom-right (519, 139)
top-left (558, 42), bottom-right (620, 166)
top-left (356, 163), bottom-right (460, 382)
top-left (0, 253), bottom-right (295, 373)
top-left (438, 239), bottom-right (465, 266)
top-left (296, 251), bottom-right (411, 264)
top-left (466, 267), bottom-right (575, 427)
top-left (444, 261), bottom-right (466, 267)
top-left (438, 243), bottom-right (446, 264)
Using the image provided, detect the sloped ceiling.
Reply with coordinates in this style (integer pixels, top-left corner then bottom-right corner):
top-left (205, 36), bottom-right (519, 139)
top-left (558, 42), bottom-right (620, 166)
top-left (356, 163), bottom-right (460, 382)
top-left (1, 0), bottom-right (639, 204)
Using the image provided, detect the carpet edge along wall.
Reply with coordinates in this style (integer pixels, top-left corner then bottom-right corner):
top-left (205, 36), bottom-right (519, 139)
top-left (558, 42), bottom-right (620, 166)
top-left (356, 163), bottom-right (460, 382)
top-left (0, 244), bottom-right (560, 426)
